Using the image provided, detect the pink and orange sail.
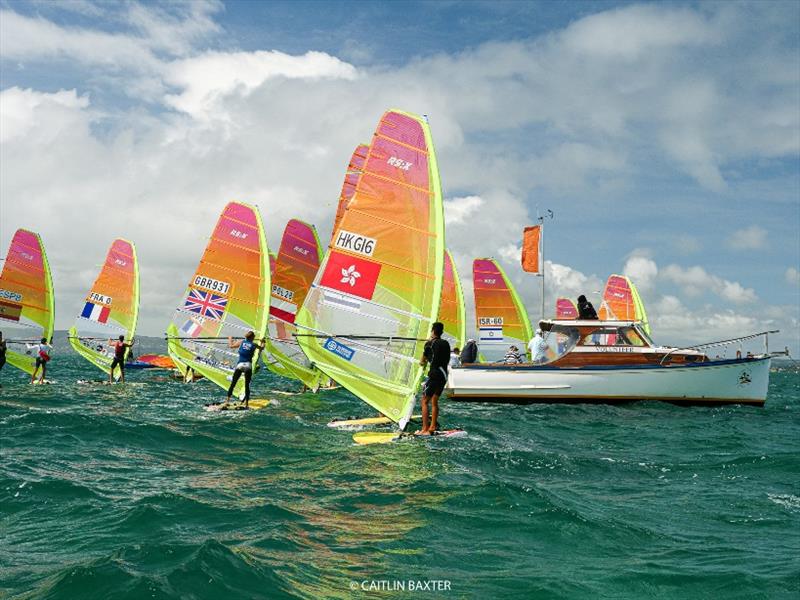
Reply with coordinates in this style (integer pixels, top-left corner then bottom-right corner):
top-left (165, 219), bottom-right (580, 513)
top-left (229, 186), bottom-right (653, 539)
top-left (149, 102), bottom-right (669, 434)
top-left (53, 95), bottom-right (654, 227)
top-left (0, 229), bottom-right (55, 375)
top-left (296, 109), bottom-right (445, 427)
top-left (439, 249), bottom-right (466, 350)
top-left (264, 219), bottom-right (325, 390)
top-left (69, 238), bottom-right (140, 377)
top-left (598, 274), bottom-right (650, 335)
top-left (331, 143), bottom-right (369, 243)
top-left (473, 258), bottom-right (533, 361)
top-left (166, 201), bottom-right (271, 398)
top-left (555, 297), bottom-right (578, 319)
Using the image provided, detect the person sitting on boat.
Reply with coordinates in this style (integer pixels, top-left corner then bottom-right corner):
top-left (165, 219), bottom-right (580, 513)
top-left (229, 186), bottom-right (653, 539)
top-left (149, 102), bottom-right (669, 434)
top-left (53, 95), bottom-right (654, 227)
top-left (108, 335), bottom-right (134, 383)
top-left (225, 331), bottom-right (266, 408)
top-left (449, 347), bottom-right (462, 369)
top-left (28, 337), bottom-right (53, 384)
top-left (577, 294), bottom-right (598, 320)
top-left (460, 339), bottom-right (478, 364)
top-left (528, 329), bottom-right (548, 363)
top-left (418, 321), bottom-right (450, 435)
top-left (502, 345), bottom-right (523, 364)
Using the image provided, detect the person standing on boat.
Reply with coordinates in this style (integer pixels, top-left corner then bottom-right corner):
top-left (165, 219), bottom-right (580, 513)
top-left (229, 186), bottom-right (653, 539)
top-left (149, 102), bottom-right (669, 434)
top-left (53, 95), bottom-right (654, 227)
top-left (28, 337), bottom-right (53, 384)
top-left (418, 321), bottom-right (450, 435)
top-left (108, 335), bottom-right (134, 383)
top-left (225, 331), bottom-right (266, 408)
top-left (577, 295), bottom-right (598, 320)
top-left (460, 338), bottom-right (478, 364)
top-left (528, 329), bottom-right (548, 363)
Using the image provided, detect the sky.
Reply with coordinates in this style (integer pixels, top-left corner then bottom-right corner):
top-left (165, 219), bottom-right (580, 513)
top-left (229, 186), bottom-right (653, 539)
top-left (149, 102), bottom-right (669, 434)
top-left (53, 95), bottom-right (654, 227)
top-left (1, 0), bottom-right (798, 354)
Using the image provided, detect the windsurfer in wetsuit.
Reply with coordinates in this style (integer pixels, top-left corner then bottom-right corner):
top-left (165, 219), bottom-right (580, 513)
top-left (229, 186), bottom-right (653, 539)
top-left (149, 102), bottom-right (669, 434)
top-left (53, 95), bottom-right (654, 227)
top-left (28, 337), bottom-right (53, 384)
top-left (418, 321), bottom-right (450, 435)
top-left (577, 294), bottom-right (598, 320)
top-left (108, 335), bottom-right (134, 383)
top-left (225, 331), bottom-right (266, 408)
top-left (0, 332), bottom-right (6, 384)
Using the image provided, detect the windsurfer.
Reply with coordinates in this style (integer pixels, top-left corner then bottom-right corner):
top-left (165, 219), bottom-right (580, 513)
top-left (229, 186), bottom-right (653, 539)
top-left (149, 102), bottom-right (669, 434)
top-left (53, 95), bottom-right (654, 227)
top-left (0, 332), bottom-right (6, 384)
top-left (418, 322), bottom-right (450, 435)
top-left (225, 331), bottom-right (266, 407)
top-left (577, 295), bottom-right (599, 319)
top-left (108, 335), bottom-right (134, 383)
top-left (28, 337), bottom-right (53, 384)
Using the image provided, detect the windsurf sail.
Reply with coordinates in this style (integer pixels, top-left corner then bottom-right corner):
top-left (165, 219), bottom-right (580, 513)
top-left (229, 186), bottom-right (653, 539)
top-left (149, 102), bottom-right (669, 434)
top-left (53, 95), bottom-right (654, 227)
top-left (473, 258), bottom-right (533, 362)
top-left (296, 110), bottom-right (445, 428)
top-left (0, 229), bottom-right (55, 375)
top-left (264, 219), bottom-right (325, 390)
top-left (598, 274), bottom-right (650, 334)
top-left (68, 239), bottom-right (139, 377)
top-left (439, 249), bottom-right (466, 351)
top-left (166, 202), bottom-right (270, 398)
top-left (555, 297), bottom-right (578, 319)
top-left (331, 143), bottom-right (370, 243)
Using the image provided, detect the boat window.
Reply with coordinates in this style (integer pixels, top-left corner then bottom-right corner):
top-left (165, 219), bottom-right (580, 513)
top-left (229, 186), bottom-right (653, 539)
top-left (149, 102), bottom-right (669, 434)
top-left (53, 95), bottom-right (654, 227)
top-left (535, 327), bottom-right (580, 365)
top-left (619, 327), bottom-right (647, 347)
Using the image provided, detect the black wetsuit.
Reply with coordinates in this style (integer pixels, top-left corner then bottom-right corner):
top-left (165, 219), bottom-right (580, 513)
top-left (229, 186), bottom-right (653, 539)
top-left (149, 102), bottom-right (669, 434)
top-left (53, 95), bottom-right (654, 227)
top-left (0, 340), bottom-right (6, 370)
top-left (423, 337), bottom-right (451, 397)
top-left (578, 299), bottom-right (599, 320)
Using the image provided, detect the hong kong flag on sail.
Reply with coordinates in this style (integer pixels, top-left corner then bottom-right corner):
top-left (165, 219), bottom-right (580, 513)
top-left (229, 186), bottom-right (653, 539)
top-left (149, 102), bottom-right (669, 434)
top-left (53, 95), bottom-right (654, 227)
top-left (319, 251), bottom-right (381, 300)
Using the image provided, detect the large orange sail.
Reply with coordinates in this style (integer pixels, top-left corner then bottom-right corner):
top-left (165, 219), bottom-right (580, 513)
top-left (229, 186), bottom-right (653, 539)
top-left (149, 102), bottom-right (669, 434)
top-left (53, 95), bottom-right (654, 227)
top-left (473, 258), bottom-right (533, 361)
top-left (296, 110), bottom-right (444, 427)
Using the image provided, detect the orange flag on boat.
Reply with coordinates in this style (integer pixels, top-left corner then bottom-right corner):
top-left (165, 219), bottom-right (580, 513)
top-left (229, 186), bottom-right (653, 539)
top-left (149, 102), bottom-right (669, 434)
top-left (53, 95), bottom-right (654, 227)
top-left (521, 225), bottom-right (541, 273)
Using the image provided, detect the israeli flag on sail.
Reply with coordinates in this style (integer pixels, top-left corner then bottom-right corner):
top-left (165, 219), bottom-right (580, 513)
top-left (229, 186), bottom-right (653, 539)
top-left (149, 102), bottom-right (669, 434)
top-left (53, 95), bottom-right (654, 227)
top-left (479, 326), bottom-right (503, 342)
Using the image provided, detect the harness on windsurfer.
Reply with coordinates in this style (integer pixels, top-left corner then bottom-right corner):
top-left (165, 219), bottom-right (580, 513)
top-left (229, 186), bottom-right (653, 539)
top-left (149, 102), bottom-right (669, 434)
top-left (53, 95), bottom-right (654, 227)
top-left (225, 331), bottom-right (266, 407)
top-left (418, 322), bottom-right (450, 435)
top-left (109, 335), bottom-right (134, 383)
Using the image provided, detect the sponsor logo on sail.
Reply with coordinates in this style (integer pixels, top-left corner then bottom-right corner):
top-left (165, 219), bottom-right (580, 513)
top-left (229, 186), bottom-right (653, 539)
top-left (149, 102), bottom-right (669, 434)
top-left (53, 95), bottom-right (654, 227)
top-left (324, 337), bottom-right (355, 361)
top-left (387, 156), bottom-right (412, 171)
top-left (0, 289), bottom-right (22, 302)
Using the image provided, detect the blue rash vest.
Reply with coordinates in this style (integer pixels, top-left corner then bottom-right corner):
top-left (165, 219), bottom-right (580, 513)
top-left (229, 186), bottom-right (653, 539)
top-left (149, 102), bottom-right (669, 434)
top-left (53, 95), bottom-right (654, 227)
top-left (238, 340), bottom-right (257, 363)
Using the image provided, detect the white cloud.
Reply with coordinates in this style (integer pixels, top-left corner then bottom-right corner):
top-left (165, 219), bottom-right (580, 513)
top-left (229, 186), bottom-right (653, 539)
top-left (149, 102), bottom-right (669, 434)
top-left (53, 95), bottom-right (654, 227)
top-left (163, 50), bottom-right (359, 121)
top-left (497, 243), bottom-right (521, 264)
top-left (623, 254), bottom-right (658, 292)
top-left (727, 225), bottom-right (768, 250)
top-left (0, 87), bottom-right (89, 144)
top-left (444, 195), bottom-right (484, 225)
top-left (786, 267), bottom-right (800, 286)
top-left (661, 264), bottom-right (757, 304)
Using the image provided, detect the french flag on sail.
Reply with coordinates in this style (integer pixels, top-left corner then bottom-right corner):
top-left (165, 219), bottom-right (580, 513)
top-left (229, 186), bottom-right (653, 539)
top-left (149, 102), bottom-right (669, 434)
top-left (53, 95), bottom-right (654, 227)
top-left (81, 301), bottom-right (110, 324)
top-left (181, 319), bottom-right (203, 337)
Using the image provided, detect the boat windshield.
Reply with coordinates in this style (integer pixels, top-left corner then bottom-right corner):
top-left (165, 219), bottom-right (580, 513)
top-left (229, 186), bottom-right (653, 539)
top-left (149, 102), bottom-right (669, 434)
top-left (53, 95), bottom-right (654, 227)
top-left (579, 326), bottom-right (649, 347)
top-left (535, 326), bottom-right (581, 365)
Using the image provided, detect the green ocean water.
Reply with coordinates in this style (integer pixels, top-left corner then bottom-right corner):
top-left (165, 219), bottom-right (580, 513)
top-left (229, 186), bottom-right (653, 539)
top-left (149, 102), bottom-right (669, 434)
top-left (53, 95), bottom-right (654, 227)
top-left (1, 354), bottom-right (798, 599)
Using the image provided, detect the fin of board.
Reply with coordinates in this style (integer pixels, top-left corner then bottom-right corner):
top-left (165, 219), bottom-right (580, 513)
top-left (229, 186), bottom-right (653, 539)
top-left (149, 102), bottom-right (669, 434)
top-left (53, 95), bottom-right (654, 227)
top-left (328, 415), bottom-right (423, 429)
top-left (352, 429), bottom-right (466, 445)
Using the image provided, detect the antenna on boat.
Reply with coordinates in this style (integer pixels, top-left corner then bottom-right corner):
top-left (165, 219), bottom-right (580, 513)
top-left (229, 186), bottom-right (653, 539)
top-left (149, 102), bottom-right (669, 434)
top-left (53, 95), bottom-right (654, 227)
top-left (537, 208), bottom-right (554, 324)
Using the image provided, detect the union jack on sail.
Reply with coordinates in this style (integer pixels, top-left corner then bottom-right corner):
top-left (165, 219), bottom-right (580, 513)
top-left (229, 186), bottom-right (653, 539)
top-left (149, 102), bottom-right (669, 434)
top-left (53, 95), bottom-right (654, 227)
top-left (184, 288), bottom-right (228, 320)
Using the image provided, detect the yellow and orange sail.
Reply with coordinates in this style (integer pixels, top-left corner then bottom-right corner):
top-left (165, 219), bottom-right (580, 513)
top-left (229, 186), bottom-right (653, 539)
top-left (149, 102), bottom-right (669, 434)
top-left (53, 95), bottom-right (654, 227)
top-left (439, 249), bottom-right (466, 350)
top-left (166, 202), bottom-right (271, 398)
top-left (598, 274), bottom-right (650, 335)
top-left (296, 110), bottom-right (445, 428)
top-left (68, 238), bottom-right (139, 377)
top-left (331, 143), bottom-right (369, 243)
top-left (472, 258), bottom-right (533, 361)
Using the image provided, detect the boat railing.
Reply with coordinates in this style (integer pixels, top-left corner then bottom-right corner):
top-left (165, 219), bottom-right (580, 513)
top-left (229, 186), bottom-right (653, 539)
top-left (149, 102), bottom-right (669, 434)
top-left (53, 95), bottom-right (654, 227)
top-left (659, 330), bottom-right (780, 365)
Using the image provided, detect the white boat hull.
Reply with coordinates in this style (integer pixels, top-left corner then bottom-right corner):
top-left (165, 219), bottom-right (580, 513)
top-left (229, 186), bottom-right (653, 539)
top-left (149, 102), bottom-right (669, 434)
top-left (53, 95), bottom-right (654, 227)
top-left (447, 357), bottom-right (771, 405)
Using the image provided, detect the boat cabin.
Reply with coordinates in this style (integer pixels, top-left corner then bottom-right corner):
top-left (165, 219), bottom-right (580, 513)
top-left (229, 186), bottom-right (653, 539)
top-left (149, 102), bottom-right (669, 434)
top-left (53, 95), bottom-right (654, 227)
top-left (532, 319), bottom-right (708, 367)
